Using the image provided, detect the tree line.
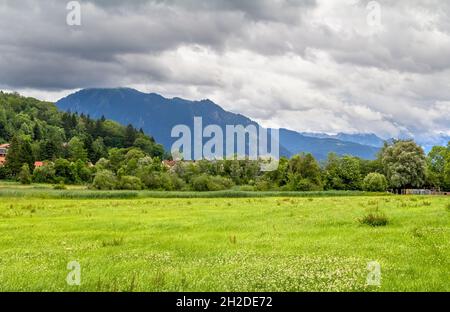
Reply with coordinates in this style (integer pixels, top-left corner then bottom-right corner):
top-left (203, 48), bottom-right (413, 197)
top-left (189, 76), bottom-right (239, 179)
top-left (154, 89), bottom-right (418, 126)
top-left (1, 92), bottom-right (449, 192)
top-left (0, 92), bottom-right (164, 181)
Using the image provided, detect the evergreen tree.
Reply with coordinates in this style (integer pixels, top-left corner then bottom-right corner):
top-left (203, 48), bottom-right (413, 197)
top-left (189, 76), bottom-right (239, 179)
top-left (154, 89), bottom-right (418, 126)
top-left (84, 134), bottom-right (95, 162)
top-left (0, 122), bottom-right (8, 141)
top-left (40, 140), bottom-right (59, 161)
top-left (33, 123), bottom-right (42, 140)
top-left (124, 124), bottom-right (137, 147)
top-left (5, 136), bottom-right (35, 176)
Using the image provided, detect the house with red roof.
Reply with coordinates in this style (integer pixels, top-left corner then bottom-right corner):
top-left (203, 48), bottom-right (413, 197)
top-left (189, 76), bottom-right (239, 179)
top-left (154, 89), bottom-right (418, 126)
top-left (0, 143), bottom-right (10, 166)
top-left (34, 161), bottom-right (44, 168)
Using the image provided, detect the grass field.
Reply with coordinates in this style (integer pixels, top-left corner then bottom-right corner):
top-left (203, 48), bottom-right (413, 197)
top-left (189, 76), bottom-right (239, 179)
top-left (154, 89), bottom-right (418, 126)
top-left (0, 187), bottom-right (449, 291)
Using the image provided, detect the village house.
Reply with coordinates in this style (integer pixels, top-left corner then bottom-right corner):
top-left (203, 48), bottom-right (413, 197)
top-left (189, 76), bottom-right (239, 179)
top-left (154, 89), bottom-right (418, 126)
top-left (0, 143), bottom-right (10, 166)
top-left (0, 144), bottom-right (44, 168)
top-left (34, 161), bottom-right (44, 168)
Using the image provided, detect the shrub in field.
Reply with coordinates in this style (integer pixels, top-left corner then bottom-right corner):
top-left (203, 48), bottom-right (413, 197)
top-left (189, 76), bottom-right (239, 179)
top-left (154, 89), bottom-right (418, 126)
top-left (139, 171), bottom-right (186, 191)
top-left (255, 179), bottom-right (272, 191)
top-left (0, 165), bottom-right (11, 179)
top-left (159, 172), bottom-right (186, 191)
top-left (324, 154), bottom-right (363, 190)
top-left (71, 159), bottom-right (94, 183)
top-left (191, 174), bottom-right (233, 192)
top-left (236, 185), bottom-right (256, 192)
top-left (101, 237), bottom-right (124, 247)
top-left (18, 164), bottom-right (32, 185)
top-left (53, 181), bottom-right (67, 190)
top-left (295, 178), bottom-right (323, 191)
top-left (286, 154), bottom-right (323, 191)
top-left (33, 163), bottom-right (56, 183)
top-left (92, 170), bottom-right (118, 190)
top-left (359, 208), bottom-right (389, 227)
top-left (363, 173), bottom-right (388, 192)
top-left (191, 174), bottom-right (217, 191)
top-left (118, 175), bottom-right (143, 190)
top-left (54, 158), bottom-right (75, 183)
top-left (95, 158), bottom-right (110, 170)
top-left (138, 171), bottom-right (161, 189)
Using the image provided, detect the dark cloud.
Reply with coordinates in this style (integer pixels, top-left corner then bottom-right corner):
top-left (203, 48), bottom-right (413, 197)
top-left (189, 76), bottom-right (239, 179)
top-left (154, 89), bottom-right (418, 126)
top-left (86, 0), bottom-right (316, 22)
top-left (0, 0), bottom-right (449, 140)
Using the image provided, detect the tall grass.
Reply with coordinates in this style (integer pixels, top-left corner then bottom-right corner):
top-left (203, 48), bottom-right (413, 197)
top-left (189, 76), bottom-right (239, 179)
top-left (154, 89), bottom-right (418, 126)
top-left (359, 207), bottom-right (389, 227)
top-left (0, 189), bottom-right (139, 199)
top-left (0, 188), bottom-right (390, 199)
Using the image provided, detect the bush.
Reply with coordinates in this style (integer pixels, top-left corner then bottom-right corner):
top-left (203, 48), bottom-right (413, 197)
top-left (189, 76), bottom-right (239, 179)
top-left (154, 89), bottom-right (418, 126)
top-left (236, 185), bottom-right (256, 192)
top-left (71, 160), bottom-right (93, 183)
top-left (138, 171), bottom-right (160, 189)
top-left (255, 179), bottom-right (272, 191)
top-left (54, 158), bottom-right (75, 184)
top-left (191, 174), bottom-right (233, 192)
top-left (295, 178), bottom-right (323, 191)
top-left (18, 164), bottom-right (32, 185)
top-left (92, 170), bottom-right (118, 190)
top-left (363, 173), bottom-right (388, 192)
top-left (95, 158), bottom-right (110, 170)
top-left (33, 163), bottom-right (56, 183)
top-left (0, 166), bottom-right (11, 179)
top-left (190, 175), bottom-right (210, 192)
top-left (138, 171), bottom-right (185, 191)
top-left (159, 172), bottom-right (186, 191)
top-left (359, 208), bottom-right (389, 227)
top-left (53, 181), bottom-right (67, 190)
top-left (118, 176), bottom-right (143, 190)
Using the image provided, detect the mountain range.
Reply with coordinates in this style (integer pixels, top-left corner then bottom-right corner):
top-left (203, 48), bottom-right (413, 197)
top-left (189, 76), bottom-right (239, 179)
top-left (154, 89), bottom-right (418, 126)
top-left (300, 132), bottom-right (385, 148)
top-left (56, 88), bottom-right (382, 160)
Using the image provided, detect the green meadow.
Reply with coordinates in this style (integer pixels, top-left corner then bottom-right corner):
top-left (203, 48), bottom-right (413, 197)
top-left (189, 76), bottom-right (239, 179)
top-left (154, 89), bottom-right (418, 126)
top-left (0, 187), bottom-right (449, 292)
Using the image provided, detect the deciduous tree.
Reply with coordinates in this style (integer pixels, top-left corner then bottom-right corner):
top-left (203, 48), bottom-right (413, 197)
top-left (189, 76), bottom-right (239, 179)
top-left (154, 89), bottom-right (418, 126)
top-left (381, 140), bottom-right (427, 191)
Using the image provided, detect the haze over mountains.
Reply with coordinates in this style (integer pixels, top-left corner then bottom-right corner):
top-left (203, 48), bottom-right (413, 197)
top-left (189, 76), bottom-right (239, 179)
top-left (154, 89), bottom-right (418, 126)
top-left (56, 88), bottom-right (383, 160)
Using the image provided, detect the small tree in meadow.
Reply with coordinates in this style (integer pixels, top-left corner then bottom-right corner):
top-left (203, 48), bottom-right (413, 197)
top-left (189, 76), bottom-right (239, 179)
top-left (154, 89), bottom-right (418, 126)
top-left (33, 162), bottom-right (56, 183)
top-left (18, 163), bottom-right (32, 185)
top-left (118, 176), bottom-right (143, 190)
top-left (92, 170), bottom-right (118, 190)
top-left (363, 172), bottom-right (388, 192)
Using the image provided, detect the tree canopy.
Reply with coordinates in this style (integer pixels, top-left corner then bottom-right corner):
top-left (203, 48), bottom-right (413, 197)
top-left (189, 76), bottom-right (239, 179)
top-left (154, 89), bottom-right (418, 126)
top-left (381, 140), bottom-right (427, 190)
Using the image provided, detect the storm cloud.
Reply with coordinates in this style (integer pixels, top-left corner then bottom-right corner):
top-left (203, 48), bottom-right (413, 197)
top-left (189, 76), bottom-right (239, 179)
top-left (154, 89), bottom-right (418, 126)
top-left (0, 0), bottom-right (449, 143)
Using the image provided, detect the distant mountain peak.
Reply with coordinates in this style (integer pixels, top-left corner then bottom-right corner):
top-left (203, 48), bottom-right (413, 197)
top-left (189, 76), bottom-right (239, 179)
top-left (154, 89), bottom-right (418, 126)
top-left (301, 131), bottom-right (385, 148)
top-left (57, 88), bottom-right (380, 160)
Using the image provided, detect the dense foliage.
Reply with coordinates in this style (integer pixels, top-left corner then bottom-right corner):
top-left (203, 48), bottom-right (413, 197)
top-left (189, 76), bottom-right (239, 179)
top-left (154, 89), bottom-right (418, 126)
top-left (1, 92), bottom-right (449, 192)
top-left (0, 91), bottom-right (164, 179)
top-left (363, 173), bottom-right (388, 192)
top-left (381, 140), bottom-right (427, 191)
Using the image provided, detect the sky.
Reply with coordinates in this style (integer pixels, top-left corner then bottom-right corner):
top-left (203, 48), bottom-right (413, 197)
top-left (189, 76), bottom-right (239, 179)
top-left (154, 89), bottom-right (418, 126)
top-left (0, 0), bottom-right (449, 144)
